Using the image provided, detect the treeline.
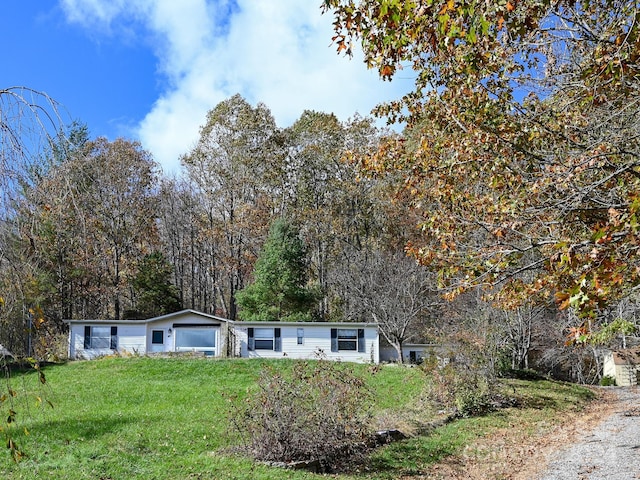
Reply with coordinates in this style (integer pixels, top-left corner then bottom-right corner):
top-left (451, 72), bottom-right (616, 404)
top-left (0, 94), bottom-right (429, 357)
top-left (3, 90), bottom-right (633, 383)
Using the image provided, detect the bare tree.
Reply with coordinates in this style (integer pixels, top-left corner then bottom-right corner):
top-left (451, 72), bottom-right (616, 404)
top-left (334, 248), bottom-right (437, 363)
top-left (0, 87), bottom-right (65, 355)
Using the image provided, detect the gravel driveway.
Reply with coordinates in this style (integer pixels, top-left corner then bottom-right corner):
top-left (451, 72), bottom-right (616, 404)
top-left (539, 386), bottom-right (640, 480)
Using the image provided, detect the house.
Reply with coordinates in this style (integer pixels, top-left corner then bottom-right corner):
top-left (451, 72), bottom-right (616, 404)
top-left (380, 343), bottom-right (434, 364)
top-left (66, 310), bottom-right (379, 364)
top-left (603, 347), bottom-right (640, 386)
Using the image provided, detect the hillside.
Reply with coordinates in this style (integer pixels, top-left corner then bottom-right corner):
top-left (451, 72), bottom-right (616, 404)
top-left (1, 357), bottom-right (597, 479)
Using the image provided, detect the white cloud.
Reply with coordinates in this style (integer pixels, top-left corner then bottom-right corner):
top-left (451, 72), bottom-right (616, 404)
top-left (59, 0), bottom-right (410, 174)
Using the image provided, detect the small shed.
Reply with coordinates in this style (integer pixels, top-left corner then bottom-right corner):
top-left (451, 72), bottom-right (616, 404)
top-left (379, 343), bottom-right (451, 365)
top-left (603, 347), bottom-right (640, 386)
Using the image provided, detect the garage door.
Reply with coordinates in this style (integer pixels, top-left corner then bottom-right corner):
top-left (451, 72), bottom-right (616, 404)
top-left (174, 327), bottom-right (217, 356)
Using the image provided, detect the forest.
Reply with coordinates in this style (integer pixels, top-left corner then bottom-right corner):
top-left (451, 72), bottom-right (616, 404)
top-left (2, 0), bottom-right (640, 384)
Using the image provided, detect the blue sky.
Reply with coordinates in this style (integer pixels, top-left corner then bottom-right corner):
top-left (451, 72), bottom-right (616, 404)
top-left (2, 1), bottom-right (409, 174)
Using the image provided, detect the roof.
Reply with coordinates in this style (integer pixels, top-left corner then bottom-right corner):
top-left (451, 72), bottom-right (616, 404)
top-left (64, 309), bottom-right (229, 325)
top-left (611, 347), bottom-right (640, 366)
top-left (63, 310), bottom-right (378, 329)
top-left (228, 320), bottom-right (378, 328)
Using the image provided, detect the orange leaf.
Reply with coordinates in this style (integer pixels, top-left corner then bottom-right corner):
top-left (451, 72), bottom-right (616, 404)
top-left (506, 1), bottom-right (515, 12)
top-left (380, 65), bottom-right (394, 78)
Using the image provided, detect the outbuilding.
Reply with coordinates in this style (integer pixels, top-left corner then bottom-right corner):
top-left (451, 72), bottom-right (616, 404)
top-left (603, 347), bottom-right (640, 386)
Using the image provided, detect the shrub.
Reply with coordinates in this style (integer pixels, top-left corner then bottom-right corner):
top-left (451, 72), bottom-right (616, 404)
top-left (424, 361), bottom-right (494, 417)
top-left (600, 375), bottom-right (617, 386)
top-left (228, 359), bottom-right (372, 471)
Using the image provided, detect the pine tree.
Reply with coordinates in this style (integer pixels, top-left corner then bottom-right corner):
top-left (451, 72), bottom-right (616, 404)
top-left (236, 219), bottom-right (318, 321)
top-left (130, 252), bottom-right (182, 318)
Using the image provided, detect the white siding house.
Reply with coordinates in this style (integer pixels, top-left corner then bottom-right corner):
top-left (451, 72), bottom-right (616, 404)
top-left (67, 310), bottom-right (227, 359)
top-left (66, 310), bottom-right (379, 364)
top-left (231, 321), bottom-right (379, 363)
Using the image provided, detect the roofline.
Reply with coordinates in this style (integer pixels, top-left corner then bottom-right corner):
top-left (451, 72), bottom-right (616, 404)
top-left (228, 320), bottom-right (378, 328)
top-left (63, 310), bottom-right (377, 328)
top-left (146, 309), bottom-right (229, 323)
top-left (64, 319), bottom-right (148, 325)
top-left (64, 309), bottom-right (230, 325)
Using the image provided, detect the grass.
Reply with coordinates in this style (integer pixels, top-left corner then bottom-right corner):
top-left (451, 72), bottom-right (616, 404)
top-left (0, 358), bottom-right (595, 479)
top-left (362, 378), bottom-right (596, 479)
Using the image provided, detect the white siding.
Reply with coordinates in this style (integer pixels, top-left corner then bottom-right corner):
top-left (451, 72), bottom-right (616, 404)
top-left (235, 323), bottom-right (379, 364)
top-left (117, 325), bottom-right (147, 355)
top-left (69, 323), bottom-right (146, 359)
top-left (603, 352), bottom-right (617, 379)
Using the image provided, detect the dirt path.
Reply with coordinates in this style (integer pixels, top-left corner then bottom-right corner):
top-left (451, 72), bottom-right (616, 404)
top-left (417, 386), bottom-right (639, 479)
top-left (537, 386), bottom-right (640, 480)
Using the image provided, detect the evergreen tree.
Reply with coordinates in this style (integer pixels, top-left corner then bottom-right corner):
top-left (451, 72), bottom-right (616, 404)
top-left (130, 252), bottom-right (182, 318)
top-left (236, 219), bottom-right (318, 321)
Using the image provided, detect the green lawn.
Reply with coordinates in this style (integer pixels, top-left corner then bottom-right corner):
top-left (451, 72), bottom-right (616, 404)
top-left (1, 357), bottom-right (425, 479)
top-left (0, 358), bottom-right (594, 479)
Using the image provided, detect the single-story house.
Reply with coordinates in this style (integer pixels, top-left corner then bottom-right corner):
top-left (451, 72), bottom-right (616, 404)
top-left (603, 347), bottom-right (640, 386)
top-left (66, 310), bottom-right (379, 364)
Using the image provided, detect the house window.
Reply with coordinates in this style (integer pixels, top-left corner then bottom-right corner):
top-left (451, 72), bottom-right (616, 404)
top-left (248, 328), bottom-right (281, 351)
top-left (297, 328), bottom-right (304, 345)
top-left (84, 326), bottom-right (117, 350)
top-left (151, 330), bottom-right (164, 345)
top-left (175, 328), bottom-right (216, 354)
top-left (331, 328), bottom-right (365, 353)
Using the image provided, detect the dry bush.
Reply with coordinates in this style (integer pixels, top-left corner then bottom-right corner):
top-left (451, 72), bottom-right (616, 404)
top-left (228, 359), bottom-right (372, 472)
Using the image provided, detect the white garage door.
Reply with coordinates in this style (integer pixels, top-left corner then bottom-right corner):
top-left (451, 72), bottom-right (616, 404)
top-left (175, 327), bottom-right (217, 356)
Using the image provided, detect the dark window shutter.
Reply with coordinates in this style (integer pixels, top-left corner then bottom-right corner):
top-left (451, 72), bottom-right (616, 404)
top-left (274, 328), bottom-right (281, 352)
top-left (110, 326), bottom-right (118, 350)
top-left (357, 329), bottom-right (365, 353)
top-left (248, 328), bottom-right (255, 351)
top-left (84, 326), bottom-right (91, 349)
top-left (331, 328), bottom-right (338, 352)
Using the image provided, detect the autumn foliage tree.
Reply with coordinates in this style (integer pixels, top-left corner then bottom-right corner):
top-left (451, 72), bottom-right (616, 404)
top-left (323, 1), bottom-right (640, 334)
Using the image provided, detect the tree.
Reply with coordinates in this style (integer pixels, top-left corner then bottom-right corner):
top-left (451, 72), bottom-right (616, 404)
top-left (0, 88), bottom-right (65, 356)
top-left (20, 136), bottom-right (160, 320)
top-left (283, 112), bottom-right (392, 320)
top-left (157, 177), bottom-right (221, 314)
top-left (236, 218), bottom-right (318, 322)
top-left (323, 1), bottom-right (640, 332)
top-left (129, 252), bottom-right (182, 318)
top-left (0, 87), bottom-right (64, 461)
top-left (333, 248), bottom-right (436, 362)
top-left (181, 94), bottom-right (282, 320)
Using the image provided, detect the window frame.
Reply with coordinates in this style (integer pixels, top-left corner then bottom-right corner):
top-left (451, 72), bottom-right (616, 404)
top-left (174, 327), bottom-right (217, 354)
top-left (337, 328), bottom-right (358, 351)
top-left (84, 325), bottom-right (117, 350)
top-left (151, 330), bottom-right (164, 345)
top-left (248, 327), bottom-right (281, 352)
top-left (331, 328), bottom-right (365, 353)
